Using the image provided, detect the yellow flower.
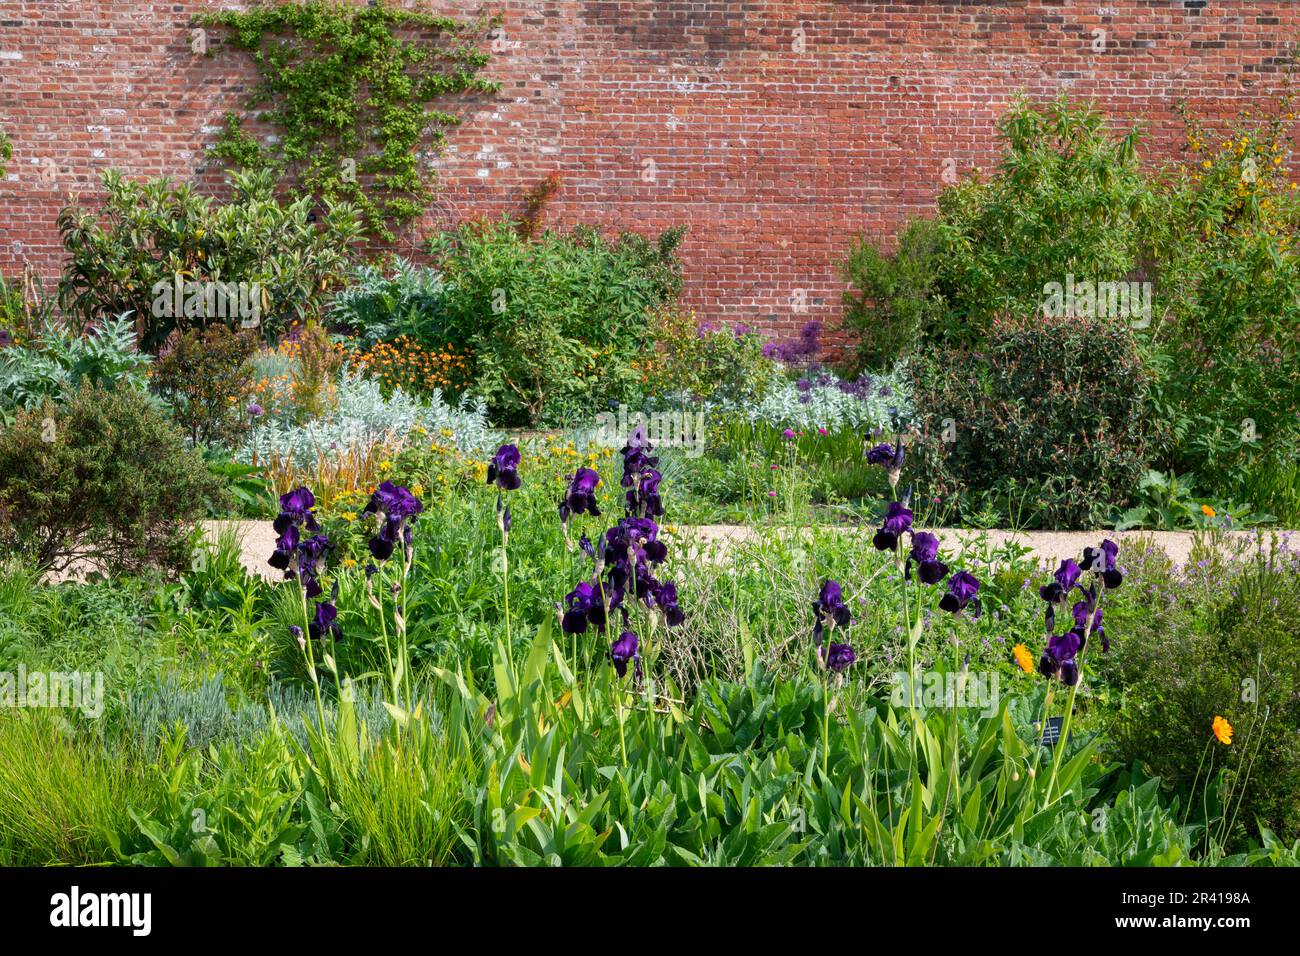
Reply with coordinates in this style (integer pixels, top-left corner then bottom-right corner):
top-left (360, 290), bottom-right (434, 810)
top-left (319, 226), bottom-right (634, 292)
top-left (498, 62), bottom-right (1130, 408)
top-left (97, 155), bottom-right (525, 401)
top-left (342, 557), bottom-right (357, 568)
top-left (1201, 504), bottom-right (1216, 518)
top-left (411, 483), bottom-right (424, 498)
top-left (1012, 643), bottom-right (1034, 674)
top-left (1212, 715), bottom-right (1233, 745)
top-left (341, 511), bottom-right (357, 522)
top-left (378, 460), bottom-right (392, 472)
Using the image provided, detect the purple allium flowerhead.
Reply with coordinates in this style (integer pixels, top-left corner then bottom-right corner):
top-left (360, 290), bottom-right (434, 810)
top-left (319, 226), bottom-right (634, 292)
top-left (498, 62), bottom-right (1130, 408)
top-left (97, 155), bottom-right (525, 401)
top-left (487, 444), bottom-right (521, 491)
top-left (610, 630), bottom-right (640, 679)
top-left (821, 642), bottom-right (856, 673)
top-left (1039, 629), bottom-right (1083, 685)
top-left (938, 570), bottom-right (980, 614)
top-left (762, 341), bottom-right (779, 359)
top-left (247, 402), bottom-right (264, 418)
top-left (872, 501), bottom-right (914, 551)
top-left (906, 531), bottom-right (949, 585)
top-left (1082, 539), bottom-right (1124, 590)
top-left (813, 578), bottom-right (852, 644)
top-left (560, 467), bottom-right (602, 525)
top-left (562, 579), bottom-right (607, 635)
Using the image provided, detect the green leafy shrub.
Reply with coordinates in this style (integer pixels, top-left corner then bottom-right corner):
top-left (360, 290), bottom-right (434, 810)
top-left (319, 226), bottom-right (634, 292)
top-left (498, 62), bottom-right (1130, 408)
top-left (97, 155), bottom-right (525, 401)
top-left (842, 96), bottom-right (1151, 364)
top-left (907, 314), bottom-right (1153, 528)
top-left (330, 257), bottom-right (447, 347)
top-left (1107, 542), bottom-right (1300, 843)
top-left (429, 218), bottom-right (685, 426)
top-left (0, 383), bottom-right (227, 575)
top-left (1143, 106), bottom-right (1300, 489)
top-left (57, 168), bottom-right (363, 350)
top-left (152, 324), bottom-right (259, 447)
top-left (640, 308), bottom-right (778, 406)
top-left (0, 314), bottom-right (150, 420)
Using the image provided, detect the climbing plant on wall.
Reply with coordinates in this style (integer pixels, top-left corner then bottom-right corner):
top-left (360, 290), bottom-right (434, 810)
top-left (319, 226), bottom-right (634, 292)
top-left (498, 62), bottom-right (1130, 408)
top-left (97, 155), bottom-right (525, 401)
top-left (0, 128), bottom-right (11, 179)
top-left (198, 0), bottom-right (498, 241)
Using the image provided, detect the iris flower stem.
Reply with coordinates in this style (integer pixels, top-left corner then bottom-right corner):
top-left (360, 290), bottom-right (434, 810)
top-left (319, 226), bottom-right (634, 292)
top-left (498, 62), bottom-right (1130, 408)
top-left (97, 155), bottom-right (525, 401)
top-left (296, 570), bottom-right (328, 736)
top-left (374, 563), bottom-right (396, 705)
top-left (821, 665), bottom-right (831, 777)
top-left (1043, 591), bottom-right (1104, 808)
top-left (501, 528), bottom-right (513, 671)
top-left (1183, 736), bottom-right (1213, 832)
top-left (399, 550), bottom-right (413, 713)
top-left (898, 550), bottom-right (919, 778)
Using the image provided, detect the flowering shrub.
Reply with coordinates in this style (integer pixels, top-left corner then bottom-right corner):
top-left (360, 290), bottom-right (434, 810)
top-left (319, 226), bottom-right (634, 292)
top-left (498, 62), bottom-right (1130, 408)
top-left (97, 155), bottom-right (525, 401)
top-left (638, 308), bottom-right (779, 406)
top-left (348, 336), bottom-right (473, 399)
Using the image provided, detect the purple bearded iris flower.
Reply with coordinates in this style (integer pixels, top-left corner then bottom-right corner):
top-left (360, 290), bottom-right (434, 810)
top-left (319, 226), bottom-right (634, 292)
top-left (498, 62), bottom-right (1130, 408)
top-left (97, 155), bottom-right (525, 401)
top-left (1039, 629), bottom-right (1082, 686)
top-left (620, 425), bottom-right (659, 482)
top-left (865, 438), bottom-right (905, 488)
top-left (610, 630), bottom-right (641, 680)
top-left (872, 501), bottom-right (914, 551)
top-left (821, 642), bottom-right (856, 673)
top-left (812, 579), bottom-right (852, 645)
top-left (620, 426), bottom-right (662, 518)
top-left (906, 531), bottom-right (949, 585)
top-left (559, 467), bottom-right (602, 526)
top-left (270, 487), bottom-right (319, 570)
top-left (1082, 539), bottom-right (1124, 590)
top-left (362, 481), bottom-right (423, 562)
top-left (1039, 558), bottom-right (1083, 633)
top-left (487, 444), bottom-right (521, 491)
top-left (651, 580), bottom-right (685, 626)
top-left (268, 487), bottom-right (331, 596)
top-left (294, 534), bottom-right (331, 598)
top-left (561, 579), bottom-right (607, 635)
top-left (1071, 598), bottom-right (1109, 653)
top-left (601, 517), bottom-right (669, 611)
top-left (626, 468), bottom-right (663, 519)
top-left (308, 584), bottom-right (341, 641)
top-left (939, 570), bottom-right (980, 614)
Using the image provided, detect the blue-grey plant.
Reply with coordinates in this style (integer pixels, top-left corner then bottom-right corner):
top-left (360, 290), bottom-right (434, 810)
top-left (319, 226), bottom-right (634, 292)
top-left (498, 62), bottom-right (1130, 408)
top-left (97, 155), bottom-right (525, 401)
top-left (241, 368), bottom-right (494, 465)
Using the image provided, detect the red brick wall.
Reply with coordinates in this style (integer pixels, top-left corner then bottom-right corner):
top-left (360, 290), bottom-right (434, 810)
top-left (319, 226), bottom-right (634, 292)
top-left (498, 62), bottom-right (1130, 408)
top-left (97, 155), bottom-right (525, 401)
top-left (2, 1), bottom-right (1298, 342)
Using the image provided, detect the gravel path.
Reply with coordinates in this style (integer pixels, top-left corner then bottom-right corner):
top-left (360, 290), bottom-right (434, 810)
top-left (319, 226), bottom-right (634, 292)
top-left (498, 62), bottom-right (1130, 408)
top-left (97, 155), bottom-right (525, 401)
top-left (201, 520), bottom-right (1266, 581)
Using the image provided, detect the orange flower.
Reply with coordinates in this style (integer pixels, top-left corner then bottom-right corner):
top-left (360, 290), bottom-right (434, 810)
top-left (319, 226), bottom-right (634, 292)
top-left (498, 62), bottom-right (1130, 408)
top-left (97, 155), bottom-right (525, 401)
top-left (1211, 715), bottom-right (1233, 745)
top-left (1012, 643), bottom-right (1034, 674)
top-left (1201, 504), bottom-right (1216, 518)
